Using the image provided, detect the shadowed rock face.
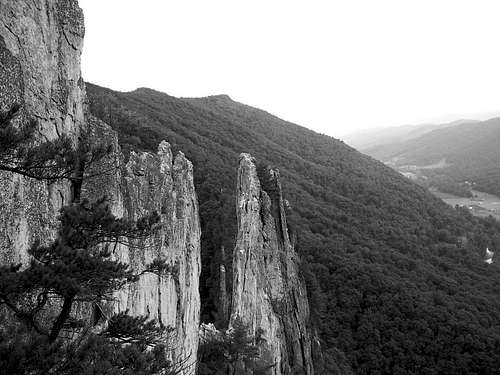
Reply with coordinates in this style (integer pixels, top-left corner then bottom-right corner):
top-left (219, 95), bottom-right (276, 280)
top-left (231, 153), bottom-right (314, 375)
top-left (0, 0), bottom-right (201, 370)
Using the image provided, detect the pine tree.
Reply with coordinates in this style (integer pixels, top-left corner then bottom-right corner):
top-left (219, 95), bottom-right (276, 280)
top-left (198, 317), bottom-right (272, 375)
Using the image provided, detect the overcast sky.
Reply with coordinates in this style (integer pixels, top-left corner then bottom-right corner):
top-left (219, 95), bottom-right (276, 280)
top-left (79, 0), bottom-right (500, 137)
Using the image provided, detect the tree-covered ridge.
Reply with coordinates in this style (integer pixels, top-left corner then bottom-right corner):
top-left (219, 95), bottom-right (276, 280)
top-left (87, 83), bottom-right (500, 374)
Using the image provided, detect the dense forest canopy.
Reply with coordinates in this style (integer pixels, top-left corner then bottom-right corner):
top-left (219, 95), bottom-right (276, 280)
top-left (87, 83), bottom-right (500, 374)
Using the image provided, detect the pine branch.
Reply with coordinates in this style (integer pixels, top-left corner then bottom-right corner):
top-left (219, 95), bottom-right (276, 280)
top-left (103, 311), bottom-right (174, 347)
top-left (0, 104), bottom-right (115, 184)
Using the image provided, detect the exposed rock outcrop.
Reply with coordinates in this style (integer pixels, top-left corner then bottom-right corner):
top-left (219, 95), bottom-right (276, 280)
top-left (230, 153), bottom-right (314, 374)
top-left (0, 0), bottom-right (200, 371)
top-left (119, 142), bottom-right (200, 363)
top-left (81, 120), bottom-right (201, 367)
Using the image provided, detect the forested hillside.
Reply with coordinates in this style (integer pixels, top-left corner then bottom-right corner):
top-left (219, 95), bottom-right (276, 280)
top-left (87, 83), bottom-right (500, 374)
top-left (361, 118), bottom-right (500, 197)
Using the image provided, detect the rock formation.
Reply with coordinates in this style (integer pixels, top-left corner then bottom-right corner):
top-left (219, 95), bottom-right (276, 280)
top-left (0, 0), bottom-right (200, 371)
top-left (230, 153), bottom-right (314, 374)
top-left (81, 120), bottom-right (201, 367)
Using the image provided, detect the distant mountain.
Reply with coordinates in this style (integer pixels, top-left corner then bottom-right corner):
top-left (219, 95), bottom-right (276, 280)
top-left (362, 118), bottom-right (500, 197)
top-left (87, 83), bottom-right (500, 374)
top-left (343, 120), bottom-right (478, 150)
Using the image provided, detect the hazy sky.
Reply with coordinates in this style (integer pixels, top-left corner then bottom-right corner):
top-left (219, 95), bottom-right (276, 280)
top-left (80, 0), bottom-right (500, 137)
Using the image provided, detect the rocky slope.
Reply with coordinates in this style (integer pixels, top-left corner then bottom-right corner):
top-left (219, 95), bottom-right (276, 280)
top-left (230, 153), bottom-right (314, 374)
top-left (0, 0), bottom-right (200, 370)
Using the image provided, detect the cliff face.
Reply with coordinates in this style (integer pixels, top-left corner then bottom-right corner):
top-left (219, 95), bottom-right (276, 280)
top-left (0, 0), bottom-right (200, 370)
top-left (81, 121), bottom-right (201, 367)
top-left (119, 142), bottom-right (201, 364)
top-left (0, 0), bottom-right (85, 264)
top-left (231, 153), bottom-right (314, 374)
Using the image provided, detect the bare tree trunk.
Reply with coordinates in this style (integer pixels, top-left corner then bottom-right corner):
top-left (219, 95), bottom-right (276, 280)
top-left (49, 295), bottom-right (74, 342)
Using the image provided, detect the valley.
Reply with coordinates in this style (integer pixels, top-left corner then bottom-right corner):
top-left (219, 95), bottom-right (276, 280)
top-left (351, 117), bottom-right (500, 198)
top-left (431, 188), bottom-right (500, 221)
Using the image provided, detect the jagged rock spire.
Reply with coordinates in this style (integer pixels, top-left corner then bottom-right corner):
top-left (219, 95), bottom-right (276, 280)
top-left (230, 153), bottom-right (314, 374)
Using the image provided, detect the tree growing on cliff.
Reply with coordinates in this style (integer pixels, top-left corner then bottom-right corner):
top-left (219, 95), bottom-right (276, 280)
top-left (0, 105), bottom-right (186, 374)
top-left (198, 318), bottom-right (273, 375)
top-left (0, 104), bottom-right (112, 189)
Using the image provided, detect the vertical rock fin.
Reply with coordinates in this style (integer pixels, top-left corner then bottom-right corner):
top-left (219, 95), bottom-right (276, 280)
top-left (230, 153), bottom-right (315, 374)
